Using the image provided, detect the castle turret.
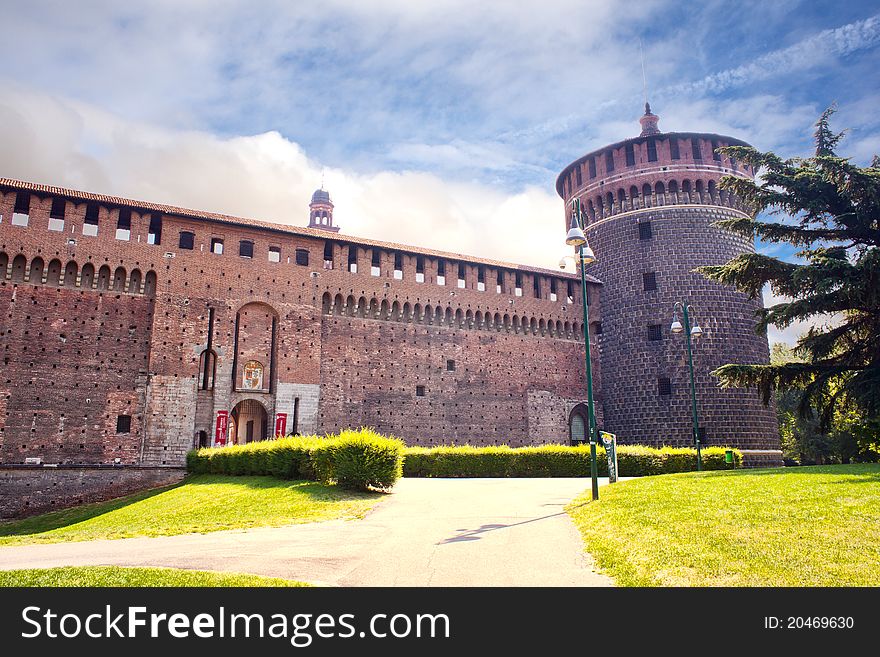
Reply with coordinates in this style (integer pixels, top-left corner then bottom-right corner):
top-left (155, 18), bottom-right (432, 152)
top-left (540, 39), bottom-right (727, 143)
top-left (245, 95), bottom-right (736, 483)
top-left (308, 188), bottom-right (339, 232)
top-left (555, 108), bottom-right (780, 460)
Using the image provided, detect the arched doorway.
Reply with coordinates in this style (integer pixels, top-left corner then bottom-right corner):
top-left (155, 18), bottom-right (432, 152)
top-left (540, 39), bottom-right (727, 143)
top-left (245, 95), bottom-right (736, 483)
top-left (230, 399), bottom-right (269, 444)
top-left (569, 403), bottom-right (590, 446)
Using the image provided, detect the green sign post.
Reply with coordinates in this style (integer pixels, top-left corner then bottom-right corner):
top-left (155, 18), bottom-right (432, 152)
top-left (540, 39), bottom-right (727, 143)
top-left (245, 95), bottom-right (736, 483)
top-left (600, 431), bottom-right (618, 483)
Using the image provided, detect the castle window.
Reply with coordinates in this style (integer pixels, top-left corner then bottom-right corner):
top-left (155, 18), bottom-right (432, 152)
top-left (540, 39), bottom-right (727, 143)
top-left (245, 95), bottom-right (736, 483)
top-left (712, 140), bottom-right (722, 161)
top-left (639, 221), bottom-right (653, 240)
top-left (348, 245), bottom-right (357, 273)
top-left (116, 208), bottom-right (131, 241)
top-left (371, 249), bottom-right (381, 276)
top-left (323, 241), bottom-right (334, 269)
top-left (670, 139), bottom-right (680, 160)
top-left (477, 266), bottom-right (486, 291)
top-left (268, 246), bottom-right (281, 262)
top-left (211, 237), bottom-right (224, 255)
top-left (658, 377), bottom-right (672, 396)
top-left (605, 150), bottom-right (615, 173)
top-left (575, 166), bottom-right (582, 187)
top-left (199, 349), bottom-right (216, 390)
top-left (446, 360), bottom-right (455, 372)
top-left (12, 192), bottom-right (30, 226)
top-left (295, 248), bottom-right (309, 266)
top-left (647, 324), bottom-right (662, 341)
top-left (643, 272), bottom-right (657, 291)
top-left (49, 198), bottom-right (66, 232)
top-left (647, 138), bottom-right (657, 162)
top-left (116, 415), bottom-right (132, 433)
top-left (691, 138), bottom-right (702, 160)
top-left (550, 278), bottom-right (558, 302)
top-left (179, 231), bottom-right (195, 250)
top-left (239, 240), bottom-right (254, 258)
top-left (416, 256), bottom-right (425, 283)
top-left (457, 263), bottom-right (466, 289)
top-left (415, 385), bottom-right (426, 397)
top-left (148, 213), bottom-right (162, 245)
top-left (394, 252), bottom-right (403, 280)
top-left (625, 143), bottom-right (635, 166)
top-left (588, 157), bottom-right (596, 179)
top-left (533, 275), bottom-right (541, 299)
top-left (83, 203), bottom-right (99, 236)
top-left (496, 270), bottom-right (504, 294)
top-left (515, 272), bottom-right (523, 297)
top-left (592, 321), bottom-right (603, 335)
top-left (566, 280), bottom-right (575, 304)
top-left (437, 260), bottom-right (446, 286)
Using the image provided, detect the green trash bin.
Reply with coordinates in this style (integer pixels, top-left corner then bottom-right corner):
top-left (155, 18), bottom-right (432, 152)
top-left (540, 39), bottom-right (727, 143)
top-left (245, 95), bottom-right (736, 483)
top-left (724, 449), bottom-right (734, 465)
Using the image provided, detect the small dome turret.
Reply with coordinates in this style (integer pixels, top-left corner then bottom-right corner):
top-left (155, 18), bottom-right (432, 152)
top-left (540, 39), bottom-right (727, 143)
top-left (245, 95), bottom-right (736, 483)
top-left (639, 102), bottom-right (661, 136)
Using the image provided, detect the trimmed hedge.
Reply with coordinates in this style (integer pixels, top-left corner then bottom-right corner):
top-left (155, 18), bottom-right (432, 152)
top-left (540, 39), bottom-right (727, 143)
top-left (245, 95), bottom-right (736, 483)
top-left (403, 445), bottom-right (741, 478)
top-left (186, 429), bottom-right (404, 492)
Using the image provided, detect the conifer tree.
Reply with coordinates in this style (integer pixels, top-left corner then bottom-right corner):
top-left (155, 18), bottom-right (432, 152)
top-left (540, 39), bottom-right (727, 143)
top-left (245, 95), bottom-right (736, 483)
top-left (699, 107), bottom-right (880, 430)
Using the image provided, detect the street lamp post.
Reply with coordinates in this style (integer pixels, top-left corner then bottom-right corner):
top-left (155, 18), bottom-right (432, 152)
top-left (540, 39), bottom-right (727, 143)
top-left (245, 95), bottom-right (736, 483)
top-left (564, 198), bottom-right (600, 501)
top-left (671, 302), bottom-right (703, 471)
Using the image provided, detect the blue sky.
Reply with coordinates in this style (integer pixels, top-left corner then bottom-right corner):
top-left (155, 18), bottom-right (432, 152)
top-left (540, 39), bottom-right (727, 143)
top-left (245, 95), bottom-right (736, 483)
top-left (1, 0), bottom-right (878, 342)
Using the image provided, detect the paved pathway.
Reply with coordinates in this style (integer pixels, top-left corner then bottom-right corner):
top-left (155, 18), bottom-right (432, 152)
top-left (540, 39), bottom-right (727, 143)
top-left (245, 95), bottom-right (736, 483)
top-left (0, 478), bottom-right (612, 586)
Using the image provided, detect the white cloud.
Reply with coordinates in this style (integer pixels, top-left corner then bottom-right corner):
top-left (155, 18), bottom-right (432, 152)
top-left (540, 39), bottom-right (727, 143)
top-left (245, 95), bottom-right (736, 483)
top-left (0, 85), bottom-right (567, 270)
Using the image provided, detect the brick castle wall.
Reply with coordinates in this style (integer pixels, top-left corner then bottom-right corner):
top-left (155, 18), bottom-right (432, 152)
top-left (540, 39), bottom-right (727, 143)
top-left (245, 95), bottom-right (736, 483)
top-left (0, 180), bottom-right (600, 472)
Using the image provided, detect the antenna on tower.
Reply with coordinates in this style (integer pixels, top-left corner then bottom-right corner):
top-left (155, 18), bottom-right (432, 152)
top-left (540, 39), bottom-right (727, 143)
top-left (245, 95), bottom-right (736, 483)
top-left (321, 168), bottom-right (325, 190)
top-left (639, 38), bottom-right (649, 109)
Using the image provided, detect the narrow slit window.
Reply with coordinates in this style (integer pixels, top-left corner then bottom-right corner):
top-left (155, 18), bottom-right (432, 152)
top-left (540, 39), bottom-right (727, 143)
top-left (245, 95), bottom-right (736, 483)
top-left (670, 139), bottom-right (680, 160)
top-left (83, 203), bottom-right (99, 236)
top-left (643, 272), bottom-right (657, 291)
top-left (148, 213), bottom-right (162, 245)
top-left (588, 157), bottom-right (596, 178)
top-left (416, 256), bottom-right (425, 283)
top-left (550, 278), bottom-right (558, 302)
top-left (12, 192), bottom-right (30, 226)
top-left (691, 138), bottom-right (702, 160)
top-left (323, 241), bottom-right (334, 269)
top-left (533, 275), bottom-right (541, 299)
top-left (116, 208), bottom-right (132, 241)
top-left (437, 260), bottom-right (446, 286)
top-left (647, 138), bottom-right (657, 162)
top-left (49, 198), bottom-right (66, 232)
top-left (348, 245), bottom-right (357, 273)
top-left (605, 150), bottom-right (615, 173)
top-left (116, 414), bottom-right (132, 433)
top-left (371, 249), bottom-right (381, 276)
top-left (658, 377), bottom-right (672, 396)
top-left (625, 143), bottom-right (635, 166)
top-left (477, 266), bottom-right (485, 291)
top-left (712, 140), bottom-right (722, 161)
top-left (394, 252), bottom-right (403, 280)
top-left (496, 270), bottom-right (504, 294)
top-left (515, 272), bottom-right (523, 297)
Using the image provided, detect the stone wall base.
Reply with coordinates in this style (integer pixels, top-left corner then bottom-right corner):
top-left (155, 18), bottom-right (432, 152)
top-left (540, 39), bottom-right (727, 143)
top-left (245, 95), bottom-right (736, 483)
top-left (740, 450), bottom-right (785, 469)
top-left (0, 465), bottom-right (186, 519)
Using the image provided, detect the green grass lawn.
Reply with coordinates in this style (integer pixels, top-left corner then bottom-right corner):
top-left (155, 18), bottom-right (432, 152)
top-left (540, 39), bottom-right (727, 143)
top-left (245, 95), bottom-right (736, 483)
top-left (0, 474), bottom-right (380, 546)
top-left (567, 464), bottom-right (880, 586)
top-left (0, 566), bottom-right (308, 587)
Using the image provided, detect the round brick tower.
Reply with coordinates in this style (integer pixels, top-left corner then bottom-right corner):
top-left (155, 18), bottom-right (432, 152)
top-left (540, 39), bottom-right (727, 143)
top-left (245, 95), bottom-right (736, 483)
top-left (556, 104), bottom-right (780, 459)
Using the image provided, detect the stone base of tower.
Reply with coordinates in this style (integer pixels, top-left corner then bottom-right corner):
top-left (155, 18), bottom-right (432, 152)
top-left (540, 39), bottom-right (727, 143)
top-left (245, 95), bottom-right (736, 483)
top-left (740, 450), bottom-right (785, 468)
